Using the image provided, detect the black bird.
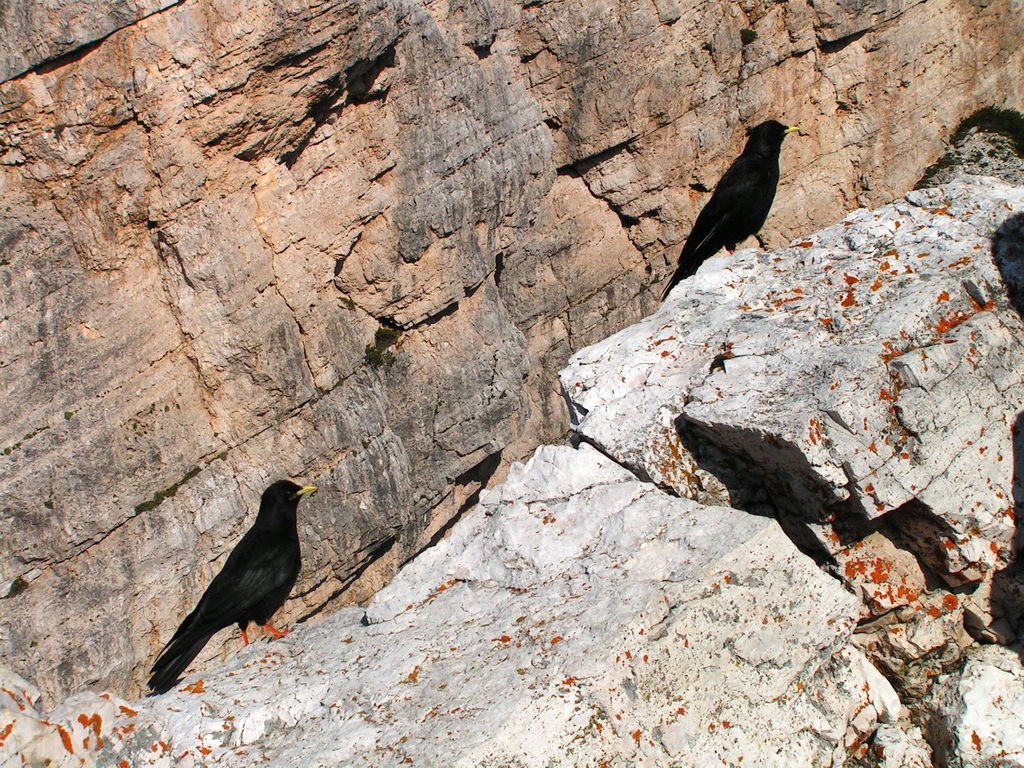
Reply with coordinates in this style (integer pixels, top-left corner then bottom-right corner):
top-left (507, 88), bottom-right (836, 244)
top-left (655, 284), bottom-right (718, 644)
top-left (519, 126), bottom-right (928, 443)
top-left (148, 480), bottom-right (317, 693)
top-left (662, 120), bottom-right (800, 299)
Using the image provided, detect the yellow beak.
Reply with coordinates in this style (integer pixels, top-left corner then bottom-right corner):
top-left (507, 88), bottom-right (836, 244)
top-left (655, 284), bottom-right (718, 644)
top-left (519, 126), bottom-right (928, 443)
top-left (296, 485), bottom-right (318, 497)
top-left (785, 125), bottom-right (802, 135)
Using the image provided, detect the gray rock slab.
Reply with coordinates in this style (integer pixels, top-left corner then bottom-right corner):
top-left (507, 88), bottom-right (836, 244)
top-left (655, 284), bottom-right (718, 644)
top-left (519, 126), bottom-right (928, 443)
top-left (3, 445), bottom-right (896, 767)
top-left (563, 176), bottom-right (1024, 583)
top-left (925, 643), bottom-right (1024, 768)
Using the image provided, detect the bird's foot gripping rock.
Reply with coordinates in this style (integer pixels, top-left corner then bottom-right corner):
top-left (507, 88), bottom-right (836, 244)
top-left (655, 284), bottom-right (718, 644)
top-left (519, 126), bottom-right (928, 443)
top-left (263, 623), bottom-right (291, 640)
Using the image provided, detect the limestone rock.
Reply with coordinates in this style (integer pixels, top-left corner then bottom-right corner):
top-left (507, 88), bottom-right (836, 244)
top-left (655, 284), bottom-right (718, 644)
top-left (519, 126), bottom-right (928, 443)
top-left (864, 723), bottom-right (934, 768)
top-left (9, 174), bottom-right (1024, 768)
top-left (561, 174), bottom-right (1024, 718)
top-left (0, 663), bottom-right (136, 768)
top-left (0, 0), bottom-right (180, 82)
top-left (925, 644), bottom-right (1024, 768)
top-left (6, 445), bottom-right (896, 767)
top-left (563, 176), bottom-right (1024, 588)
top-left (1, 0), bottom-right (1023, 704)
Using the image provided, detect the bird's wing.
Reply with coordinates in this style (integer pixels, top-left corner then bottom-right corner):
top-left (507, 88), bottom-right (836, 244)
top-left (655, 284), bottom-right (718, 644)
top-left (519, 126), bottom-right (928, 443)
top-left (172, 529), bottom-right (297, 639)
top-left (662, 158), bottom-right (770, 299)
top-left (703, 156), bottom-right (769, 234)
top-left (679, 200), bottom-right (733, 263)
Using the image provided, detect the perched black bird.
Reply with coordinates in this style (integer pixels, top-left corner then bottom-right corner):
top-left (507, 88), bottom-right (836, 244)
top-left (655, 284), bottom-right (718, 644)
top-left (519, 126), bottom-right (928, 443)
top-left (662, 120), bottom-right (800, 299)
top-left (148, 480), bottom-right (317, 693)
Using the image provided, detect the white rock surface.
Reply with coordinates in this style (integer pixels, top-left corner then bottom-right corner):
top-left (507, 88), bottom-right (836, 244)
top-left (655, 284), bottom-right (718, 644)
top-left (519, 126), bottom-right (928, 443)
top-left (0, 664), bottom-right (136, 768)
top-left (925, 644), bottom-right (1024, 768)
top-left (868, 723), bottom-right (934, 768)
top-left (10, 177), bottom-right (1024, 767)
top-left (563, 176), bottom-right (1024, 585)
top-left (8, 445), bottom-right (892, 767)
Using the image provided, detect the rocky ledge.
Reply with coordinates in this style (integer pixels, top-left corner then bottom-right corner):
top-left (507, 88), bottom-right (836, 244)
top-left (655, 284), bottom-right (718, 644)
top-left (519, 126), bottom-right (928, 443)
top-left (3, 176), bottom-right (1024, 767)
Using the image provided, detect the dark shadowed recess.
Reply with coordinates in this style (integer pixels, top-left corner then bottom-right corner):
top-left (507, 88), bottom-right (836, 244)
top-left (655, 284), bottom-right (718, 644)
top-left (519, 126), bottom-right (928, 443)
top-left (672, 375), bottom-right (1016, 635)
top-left (991, 211), bottom-right (1024, 658)
top-left (423, 450), bottom-right (503, 553)
top-left (279, 43), bottom-right (398, 169)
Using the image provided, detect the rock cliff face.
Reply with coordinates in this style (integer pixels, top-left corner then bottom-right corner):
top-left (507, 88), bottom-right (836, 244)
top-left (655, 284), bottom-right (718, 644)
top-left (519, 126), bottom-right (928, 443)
top-left (2, 175), bottom-right (1022, 768)
top-left (1, 0), bottom-right (1023, 702)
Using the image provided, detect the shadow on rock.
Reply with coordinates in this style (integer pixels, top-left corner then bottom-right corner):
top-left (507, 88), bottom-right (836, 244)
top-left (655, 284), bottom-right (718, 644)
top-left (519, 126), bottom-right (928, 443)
top-left (673, 413), bottom-right (842, 567)
top-left (985, 410), bottom-right (1024, 652)
top-left (992, 210), bottom-right (1024, 315)
top-left (989, 212), bottom-right (1024, 652)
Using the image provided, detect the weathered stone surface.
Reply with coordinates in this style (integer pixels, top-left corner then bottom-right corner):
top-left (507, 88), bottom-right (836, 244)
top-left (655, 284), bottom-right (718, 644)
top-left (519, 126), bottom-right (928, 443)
top-left (924, 644), bottom-right (1024, 768)
top-left (3, 445), bottom-right (897, 767)
top-left (0, 0), bottom-right (181, 82)
top-left (863, 723), bottom-right (934, 768)
top-left (563, 176), bottom-right (1024, 586)
top-left (810, 0), bottom-right (925, 45)
top-left (9, 175), bottom-right (1024, 768)
top-left (1, 0), bottom-right (1023, 704)
top-left (562, 175), bottom-right (1024, 728)
top-left (0, 663), bottom-right (135, 767)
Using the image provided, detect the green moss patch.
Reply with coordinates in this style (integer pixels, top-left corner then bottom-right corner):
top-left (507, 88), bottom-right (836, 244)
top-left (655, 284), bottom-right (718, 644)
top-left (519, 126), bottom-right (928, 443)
top-left (365, 326), bottom-right (401, 367)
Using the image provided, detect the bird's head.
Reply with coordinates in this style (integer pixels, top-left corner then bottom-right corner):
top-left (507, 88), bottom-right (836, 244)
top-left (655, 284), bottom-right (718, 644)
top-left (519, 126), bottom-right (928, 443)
top-left (263, 480), bottom-right (319, 505)
top-left (747, 120), bottom-right (800, 143)
top-left (743, 120), bottom-right (801, 156)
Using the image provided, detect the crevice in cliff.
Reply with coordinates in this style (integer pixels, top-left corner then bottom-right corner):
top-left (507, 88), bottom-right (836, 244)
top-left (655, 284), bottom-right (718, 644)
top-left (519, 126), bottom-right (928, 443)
top-left (554, 139), bottom-right (666, 269)
top-left (279, 43), bottom-right (397, 169)
top-left (555, 138), bottom-right (635, 179)
top-left (816, 29), bottom-right (869, 55)
top-left (276, 74), bottom-right (346, 168)
top-left (470, 42), bottom-right (493, 60)
top-left (152, 228), bottom-right (195, 290)
top-left (31, 40), bottom-right (106, 78)
top-left (261, 40), bottom-right (333, 73)
top-left (293, 532), bottom-right (398, 623)
top-left (4, 0), bottom-right (190, 84)
top-left (266, 279), bottom-right (321, 397)
top-left (418, 450), bottom-right (503, 557)
top-left (376, 295), bottom-right (462, 334)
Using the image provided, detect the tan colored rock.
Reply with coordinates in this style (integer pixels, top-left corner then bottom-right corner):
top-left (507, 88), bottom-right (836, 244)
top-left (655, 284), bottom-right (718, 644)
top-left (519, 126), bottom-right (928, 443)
top-left (0, 0), bottom-right (1022, 703)
top-left (838, 532), bottom-right (927, 619)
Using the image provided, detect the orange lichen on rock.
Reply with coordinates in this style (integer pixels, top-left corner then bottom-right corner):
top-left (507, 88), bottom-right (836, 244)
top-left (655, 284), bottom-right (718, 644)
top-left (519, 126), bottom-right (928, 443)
top-left (868, 559), bottom-right (891, 584)
top-left (57, 724), bottom-right (75, 754)
top-left (78, 712), bottom-right (103, 749)
top-left (1, 688), bottom-right (25, 712)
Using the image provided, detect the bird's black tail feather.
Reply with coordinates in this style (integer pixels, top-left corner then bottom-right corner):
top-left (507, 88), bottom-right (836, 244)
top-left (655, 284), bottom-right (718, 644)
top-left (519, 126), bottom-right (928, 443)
top-left (661, 222), bottom-right (726, 301)
top-left (661, 247), bottom-right (709, 300)
top-left (661, 259), bottom-right (696, 301)
top-left (148, 631), bottom-right (216, 694)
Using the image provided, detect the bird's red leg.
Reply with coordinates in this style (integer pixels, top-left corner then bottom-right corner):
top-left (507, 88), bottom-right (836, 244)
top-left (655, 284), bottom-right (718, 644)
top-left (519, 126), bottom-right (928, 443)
top-left (241, 629), bottom-right (250, 646)
top-left (263, 623), bottom-right (291, 640)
